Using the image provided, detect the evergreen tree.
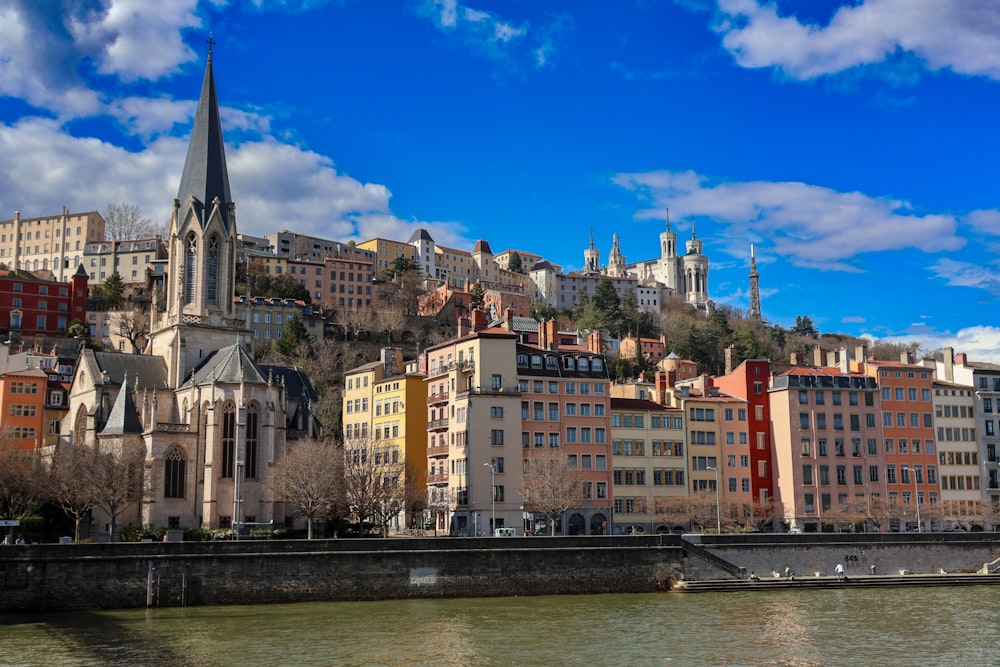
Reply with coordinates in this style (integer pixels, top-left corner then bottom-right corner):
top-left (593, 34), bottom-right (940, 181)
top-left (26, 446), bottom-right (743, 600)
top-left (103, 273), bottom-right (125, 309)
top-left (276, 315), bottom-right (311, 356)
top-left (470, 283), bottom-right (486, 310)
top-left (508, 252), bottom-right (524, 273)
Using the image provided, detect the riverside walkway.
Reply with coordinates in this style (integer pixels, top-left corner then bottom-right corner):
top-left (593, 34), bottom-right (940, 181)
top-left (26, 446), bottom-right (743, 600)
top-left (672, 571), bottom-right (1000, 593)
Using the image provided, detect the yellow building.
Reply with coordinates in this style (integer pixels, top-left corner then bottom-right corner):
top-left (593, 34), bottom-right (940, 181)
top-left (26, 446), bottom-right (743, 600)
top-left (343, 348), bottom-right (427, 531)
top-left (357, 238), bottom-right (417, 273)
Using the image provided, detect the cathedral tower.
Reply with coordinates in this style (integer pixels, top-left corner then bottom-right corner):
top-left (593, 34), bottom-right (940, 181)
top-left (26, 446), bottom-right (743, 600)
top-left (681, 218), bottom-right (709, 306)
top-left (584, 228), bottom-right (600, 274)
top-left (150, 47), bottom-right (245, 387)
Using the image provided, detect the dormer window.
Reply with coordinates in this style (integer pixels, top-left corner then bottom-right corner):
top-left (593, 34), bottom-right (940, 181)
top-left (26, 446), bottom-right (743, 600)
top-left (531, 355), bottom-right (543, 369)
top-left (545, 356), bottom-right (558, 371)
top-left (563, 356), bottom-right (575, 371)
top-left (578, 357), bottom-right (590, 372)
top-left (592, 358), bottom-right (604, 372)
top-left (517, 354), bottom-right (528, 367)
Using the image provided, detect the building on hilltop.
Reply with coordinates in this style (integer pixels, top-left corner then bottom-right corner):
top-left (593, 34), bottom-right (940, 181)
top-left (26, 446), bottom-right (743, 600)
top-left (0, 209), bottom-right (106, 281)
top-left (61, 48), bottom-right (319, 539)
top-left (0, 265), bottom-right (89, 349)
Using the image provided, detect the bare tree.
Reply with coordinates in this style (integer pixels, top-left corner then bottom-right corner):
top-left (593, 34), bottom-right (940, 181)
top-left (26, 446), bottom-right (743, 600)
top-left (47, 447), bottom-right (99, 542)
top-left (982, 501), bottom-right (1000, 531)
top-left (110, 309), bottom-right (150, 354)
top-left (521, 447), bottom-right (583, 536)
top-left (687, 491), bottom-right (721, 533)
top-left (342, 435), bottom-right (406, 537)
top-left (269, 438), bottom-right (344, 539)
top-left (340, 306), bottom-right (375, 341)
top-left (744, 499), bottom-right (783, 532)
top-left (104, 202), bottom-right (159, 240)
top-left (0, 440), bottom-right (44, 527)
top-left (865, 495), bottom-right (902, 533)
top-left (83, 442), bottom-right (145, 542)
top-left (653, 496), bottom-right (690, 532)
top-left (373, 308), bottom-right (406, 343)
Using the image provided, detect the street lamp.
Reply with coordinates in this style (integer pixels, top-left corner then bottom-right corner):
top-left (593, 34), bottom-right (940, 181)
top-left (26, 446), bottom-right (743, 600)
top-left (484, 461), bottom-right (496, 535)
top-left (901, 466), bottom-right (922, 533)
top-left (707, 465), bottom-right (721, 534)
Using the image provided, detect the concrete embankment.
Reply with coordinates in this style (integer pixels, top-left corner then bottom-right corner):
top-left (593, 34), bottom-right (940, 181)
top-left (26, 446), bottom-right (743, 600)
top-left (2, 533), bottom-right (1000, 612)
top-left (673, 572), bottom-right (1000, 593)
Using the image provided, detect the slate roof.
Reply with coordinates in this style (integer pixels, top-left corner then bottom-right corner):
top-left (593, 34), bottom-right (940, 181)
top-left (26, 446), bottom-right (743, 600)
top-left (408, 228), bottom-right (434, 243)
top-left (176, 53), bottom-right (232, 230)
top-left (186, 343), bottom-right (267, 386)
top-left (89, 350), bottom-right (169, 390)
top-left (100, 373), bottom-right (143, 435)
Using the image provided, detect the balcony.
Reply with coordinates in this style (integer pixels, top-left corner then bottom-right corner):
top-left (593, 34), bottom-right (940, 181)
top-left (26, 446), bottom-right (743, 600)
top-left (427, 391), bottom-right (449, 405)
top-left (428, 443), bottom-right (449, 457)
top-left (155, 422), bottom-right (191, 433)
top-left (426, 359), bottom-right (476, 378)
top-left (427, 419), bottom-right (448, 431)
top-left (427, 472), bottom-right (449, 484)
top-left (458, 386), bottom-right (521, 398)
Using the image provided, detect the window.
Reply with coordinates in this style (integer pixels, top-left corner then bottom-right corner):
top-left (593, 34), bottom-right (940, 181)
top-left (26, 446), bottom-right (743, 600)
top-left (221, 402), bottom-right (236, 477)
top-left (490, 406), bottom-right (504, 418)
top-left (164, 447), bottom-right (186, 498)
top-left (490, 429), bottom-right (505, 445)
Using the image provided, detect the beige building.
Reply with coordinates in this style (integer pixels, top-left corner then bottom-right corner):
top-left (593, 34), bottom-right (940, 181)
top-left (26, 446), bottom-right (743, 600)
top-left (933, 380), bottom-right (983, 526)
top-left (610, 397), bottom-right (685, 533)
top-left (0, 209), bottom-right (105, 280)
top-left (83, 237), bottom-right (167, 284)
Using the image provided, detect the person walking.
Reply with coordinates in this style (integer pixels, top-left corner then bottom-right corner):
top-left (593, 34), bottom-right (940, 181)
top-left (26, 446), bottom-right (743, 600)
top-left (835, 563), bottom-right (845, 581)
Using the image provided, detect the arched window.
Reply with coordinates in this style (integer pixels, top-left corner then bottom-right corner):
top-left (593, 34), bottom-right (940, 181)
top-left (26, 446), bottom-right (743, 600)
top-left (164, 446), bottom-right (186, 498)
top-left (222, 402), bottom-right (235, 478)
top-left (246, 402), bottom-right (259, 479)
top-left (184, 233), bottom-right (197, 303)
top-left (206, 234), bottom-right (219, 306)
top-left (74, 406), bottom-right (88, 446)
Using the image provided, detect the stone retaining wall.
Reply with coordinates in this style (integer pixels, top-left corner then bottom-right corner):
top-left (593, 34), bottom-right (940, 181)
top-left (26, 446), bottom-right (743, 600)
top-left (4, 534), bottom-right (999, 612)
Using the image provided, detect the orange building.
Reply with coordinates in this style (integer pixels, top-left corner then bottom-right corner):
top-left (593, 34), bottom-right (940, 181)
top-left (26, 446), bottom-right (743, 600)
top-left (856, 357), bottom-right (939, 531)
top-left (0, 368), bottom-right (48, 451)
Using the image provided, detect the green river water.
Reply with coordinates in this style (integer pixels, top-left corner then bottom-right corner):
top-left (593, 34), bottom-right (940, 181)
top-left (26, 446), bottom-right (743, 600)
top-left (1, 586), bottom-right (998, 666)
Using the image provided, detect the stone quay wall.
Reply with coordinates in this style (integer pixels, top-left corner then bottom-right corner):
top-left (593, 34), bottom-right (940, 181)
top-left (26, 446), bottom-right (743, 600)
top-left (687, 532), bottom-right (1000, 578)
top-left (0, 536), bottom-right (687, 612)
top-left (3, 533), bottom-right (1000, 612)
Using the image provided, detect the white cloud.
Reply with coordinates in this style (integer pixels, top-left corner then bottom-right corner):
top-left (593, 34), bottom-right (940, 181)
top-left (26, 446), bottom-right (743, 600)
top-left (0, 117), bottom-right (470, 253)
top-left (612, 169), bottom-right (966, 269)
top-left (713, 0), bottom-right (1000, 81)
top-left (929, 258), bottom-right (1000, 294)
top-left (870, 325), bottom-right (1000, 365)
top-left (419, 0), bottom-right (528, 62)
top-left (841, 315), bottom-right (866, 324)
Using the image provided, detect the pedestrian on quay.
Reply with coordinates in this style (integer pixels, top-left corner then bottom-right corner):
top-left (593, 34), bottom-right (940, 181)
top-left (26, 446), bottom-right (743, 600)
top-left (835, 563), bottom-right (845, 581)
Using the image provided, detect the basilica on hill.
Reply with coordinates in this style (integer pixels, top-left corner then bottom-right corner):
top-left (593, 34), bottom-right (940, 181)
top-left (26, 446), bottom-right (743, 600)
top-left (63, 48), bottom-right (320, 536)
top-left (584, 212), bottom-right (711, 312)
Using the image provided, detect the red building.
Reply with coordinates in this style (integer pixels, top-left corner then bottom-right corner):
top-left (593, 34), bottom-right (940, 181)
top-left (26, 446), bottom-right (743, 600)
top-left (714, 358), bottom-right (776, 506)
top-left (0, 265), bottom-right (88, 345)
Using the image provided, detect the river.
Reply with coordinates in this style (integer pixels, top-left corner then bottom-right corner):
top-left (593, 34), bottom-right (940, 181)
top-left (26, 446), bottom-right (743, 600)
top-left (2, 586), bottom-right (997, 666)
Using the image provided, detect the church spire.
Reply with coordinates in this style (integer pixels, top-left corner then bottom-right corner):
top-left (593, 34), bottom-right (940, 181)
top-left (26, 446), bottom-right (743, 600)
top-left (176, 38), bottom-right (232, 230)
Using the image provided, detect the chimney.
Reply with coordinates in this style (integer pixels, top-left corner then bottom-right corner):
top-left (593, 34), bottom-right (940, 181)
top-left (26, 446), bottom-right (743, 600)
top-left (724, 345), bottom-right (734, 375)
top-left (790, 352), bottom-right (799, 365)
top-left (955, 352), bottom-right (967, 367)
top-left (942, 347), bottom-right (955, 382)
top-left (855, 345), bottom-right (867, 364)
top-left (502, 306), bottom-right (515, 331)
top-left (544, 320), bottom-right (558, 351)
top-left (588, 331), bottom-right (603, 354)
top-left (538, 321), bottom-right (548, 350)
top-left (839, 346), bottom-right (850, 374)
top-left (826, 350), bottom-right (837, 368)
top-left (812, 346), bottom-right (824, 367)
top-left (457, 316), bottom-right (469, 337)
top-left (471, 309), bottom-right (487, 332)
top-left (900, 350), bottom-right (913, 365)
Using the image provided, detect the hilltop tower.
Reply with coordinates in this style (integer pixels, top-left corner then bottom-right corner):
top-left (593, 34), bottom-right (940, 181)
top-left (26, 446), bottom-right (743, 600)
top-left (584, 228), bottom-right (600, 274)
top-left (749, 244), bottom-right (761, 320)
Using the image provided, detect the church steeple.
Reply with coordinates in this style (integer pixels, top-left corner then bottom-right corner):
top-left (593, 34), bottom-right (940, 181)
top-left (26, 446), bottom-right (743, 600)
top-left (176, 38), bottom-right (233, 231)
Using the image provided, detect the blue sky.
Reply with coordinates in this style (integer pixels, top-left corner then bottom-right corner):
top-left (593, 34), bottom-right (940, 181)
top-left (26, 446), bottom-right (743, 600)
top-left (3, 0), bottom-right (1000, 361)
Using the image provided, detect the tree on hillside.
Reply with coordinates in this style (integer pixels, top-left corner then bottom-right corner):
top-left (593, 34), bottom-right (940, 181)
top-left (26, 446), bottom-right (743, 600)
top-left (252, 273), bottom-right (311, 303)
top-left (275, 315), bottom-right (311, 356)
top-left (111, 309), bottom-right (149, 354)
top-left (521, 447), bottom-right (583, 536)
top-left (791, 315), bottom-right (819, 338)
top-left (507, 252), bottom-right (524, 273)
top-left (97, 273), bottom-right (126, 310)
top-left (104, 202), bottom-right (160, 240)
top-left (269, 438), bottom-right (344, 539)
top-left (470, 282), bottom-right (486, 310)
